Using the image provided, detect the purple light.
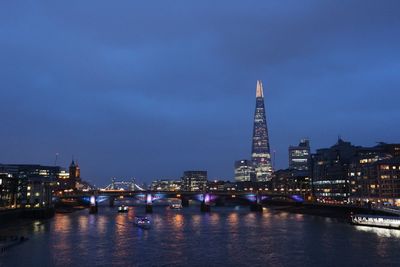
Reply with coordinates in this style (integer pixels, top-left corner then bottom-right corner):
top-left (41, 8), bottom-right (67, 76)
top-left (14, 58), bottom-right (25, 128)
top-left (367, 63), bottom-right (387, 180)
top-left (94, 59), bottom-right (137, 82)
top-left (291, 195), bottom-right (304, 202)
top-left (204, 194), bottom-right (210, 204)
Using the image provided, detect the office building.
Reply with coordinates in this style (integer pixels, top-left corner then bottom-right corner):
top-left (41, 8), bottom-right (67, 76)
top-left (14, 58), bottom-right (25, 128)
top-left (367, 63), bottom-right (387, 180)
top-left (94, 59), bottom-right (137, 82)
top-left (234, 160), bottom-right (255, 182)
top-left (289, 139), bottom-right (310, 171)
top-left (182, 171), bottom-right (207, 191)
top-left (251, 80), bottom-right (273, 181)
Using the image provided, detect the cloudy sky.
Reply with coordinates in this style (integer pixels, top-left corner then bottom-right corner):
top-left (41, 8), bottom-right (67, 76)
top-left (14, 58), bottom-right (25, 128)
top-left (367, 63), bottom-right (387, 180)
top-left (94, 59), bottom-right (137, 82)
top-left (1, 1), bottom-right (399, 186)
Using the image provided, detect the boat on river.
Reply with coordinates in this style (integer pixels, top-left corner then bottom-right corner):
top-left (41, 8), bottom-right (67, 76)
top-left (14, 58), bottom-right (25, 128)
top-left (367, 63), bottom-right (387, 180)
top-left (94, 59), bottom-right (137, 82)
top-left (351, 214), bottom-right (400, 229)
top-left (169, 203), bottom-right (183, 210)
top-left (134, 216), bottom-right (151, 229)
top-left (117, 205), bottom-right (128, 213)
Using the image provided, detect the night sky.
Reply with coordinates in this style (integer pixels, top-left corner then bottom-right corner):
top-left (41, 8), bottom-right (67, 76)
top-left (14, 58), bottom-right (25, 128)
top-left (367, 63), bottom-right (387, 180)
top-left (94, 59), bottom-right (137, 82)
top-left (1, 1), bottom-right (399, 186)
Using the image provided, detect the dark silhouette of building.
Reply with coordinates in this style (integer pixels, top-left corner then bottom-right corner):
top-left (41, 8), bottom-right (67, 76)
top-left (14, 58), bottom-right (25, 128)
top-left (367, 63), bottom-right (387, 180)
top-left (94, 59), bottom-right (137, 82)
top-left (251, 80), bottom-right (273, 181)
top-left (69, 160), bottom-right (81, 183)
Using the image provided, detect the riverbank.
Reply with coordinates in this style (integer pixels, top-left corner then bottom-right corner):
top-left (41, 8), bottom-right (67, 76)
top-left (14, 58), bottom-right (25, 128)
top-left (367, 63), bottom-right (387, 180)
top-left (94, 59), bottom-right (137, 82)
top-left (269, 202), bottom-right (400, 219)
top-left (0, 207), bottom-right (55, 224)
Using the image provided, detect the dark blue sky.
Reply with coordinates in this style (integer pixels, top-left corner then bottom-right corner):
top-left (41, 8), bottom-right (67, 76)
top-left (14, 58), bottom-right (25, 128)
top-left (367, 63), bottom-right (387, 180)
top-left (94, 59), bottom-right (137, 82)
top-left (1, 1), bottom-right (399, 186)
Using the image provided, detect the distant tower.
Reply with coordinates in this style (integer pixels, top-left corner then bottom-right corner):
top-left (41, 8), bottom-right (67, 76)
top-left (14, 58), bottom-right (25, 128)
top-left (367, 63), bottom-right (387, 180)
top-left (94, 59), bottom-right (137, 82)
top-left (251, 80), bottom-right (273, 181)
top-left (69, 159), bottom-right (81, 183)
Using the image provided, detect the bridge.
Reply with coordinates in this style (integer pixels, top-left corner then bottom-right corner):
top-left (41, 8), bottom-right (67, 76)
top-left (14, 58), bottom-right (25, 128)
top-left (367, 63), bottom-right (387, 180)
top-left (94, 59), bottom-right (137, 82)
top-left (57, 188), bottom-right (304, 213)
top-left (102, 178), bottom-right (146, 191)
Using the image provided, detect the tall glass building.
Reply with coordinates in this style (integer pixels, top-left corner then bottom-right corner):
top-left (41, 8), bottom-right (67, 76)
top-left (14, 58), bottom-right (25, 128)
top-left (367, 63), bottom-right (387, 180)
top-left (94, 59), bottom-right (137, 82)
top-left (289, 139), bottom-right (310, 171)
top-left (251, 80), bottom-right (273, 181)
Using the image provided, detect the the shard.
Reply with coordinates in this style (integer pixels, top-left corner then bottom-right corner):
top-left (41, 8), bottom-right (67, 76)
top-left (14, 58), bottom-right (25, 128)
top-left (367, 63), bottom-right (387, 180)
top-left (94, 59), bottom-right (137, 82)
top-left (251, 80), bottom-right (273, 181)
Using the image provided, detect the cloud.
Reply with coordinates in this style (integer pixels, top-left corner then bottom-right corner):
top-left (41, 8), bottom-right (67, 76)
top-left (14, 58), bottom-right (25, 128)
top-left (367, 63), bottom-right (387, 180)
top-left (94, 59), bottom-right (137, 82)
top-left (0, 0), bottom-right (399, 184)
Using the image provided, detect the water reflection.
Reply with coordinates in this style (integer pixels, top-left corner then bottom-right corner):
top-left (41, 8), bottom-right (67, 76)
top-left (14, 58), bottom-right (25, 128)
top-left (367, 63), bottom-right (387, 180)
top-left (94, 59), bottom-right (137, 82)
top-left (173, 214), bottom-right (184, 228)
top-left (355, 225), bottom-right (400, 238)
top-left (77, 215), bottom-right (88, 232)
top-left (2, 207), bottom-right (400, 267)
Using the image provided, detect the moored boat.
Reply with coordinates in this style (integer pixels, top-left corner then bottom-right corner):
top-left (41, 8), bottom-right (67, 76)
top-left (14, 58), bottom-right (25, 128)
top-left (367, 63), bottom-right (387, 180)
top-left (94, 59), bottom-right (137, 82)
top-left (351, 214), bottom-right (400, 229)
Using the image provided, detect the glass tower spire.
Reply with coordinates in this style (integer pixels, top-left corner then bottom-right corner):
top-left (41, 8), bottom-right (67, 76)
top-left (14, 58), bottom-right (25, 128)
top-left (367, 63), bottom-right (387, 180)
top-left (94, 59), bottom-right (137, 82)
top-left (251, 80), bottom-right (273, 181)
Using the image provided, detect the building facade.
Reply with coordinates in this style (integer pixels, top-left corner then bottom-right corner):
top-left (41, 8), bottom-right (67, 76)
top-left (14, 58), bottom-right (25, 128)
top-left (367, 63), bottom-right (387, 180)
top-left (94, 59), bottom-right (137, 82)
top-left (349, 144), bottom-right (400, 206)
top-left (311, 140), bottom-right (400, 205)
top-left (0, 164), bottom-right (60, 209)
top-left (311, 139), bottom-right (359, 203)
top-left (150, 179), bottom-right (181, 191)
top-left (289, 139), bottom-right (310, 171)
top-left (251, 80), bottom-right (273, 181)
top-left (234, 160), bottom-right (255, 182)
top-left (272, 169), bottom-right (311, 199)
top-left (181, 171), bottom-right (207, 192)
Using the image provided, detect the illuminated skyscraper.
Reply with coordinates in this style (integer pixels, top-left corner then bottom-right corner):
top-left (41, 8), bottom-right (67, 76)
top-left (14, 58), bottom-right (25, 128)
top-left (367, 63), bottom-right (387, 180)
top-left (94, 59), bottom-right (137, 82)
top-left (289, 139), bottom-right (310, 171)
top-left (251, 80), bottom-right (273, 181)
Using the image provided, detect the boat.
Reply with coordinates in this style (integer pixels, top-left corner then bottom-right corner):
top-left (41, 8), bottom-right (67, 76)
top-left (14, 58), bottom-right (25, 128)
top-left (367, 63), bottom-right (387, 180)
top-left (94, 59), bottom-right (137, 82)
top-left (134, 216), bottom-right (151, 229)
top-left (169, 203), bottom-right (183, 210)
top-left (351, 214), bottom-right (400, 229)
top-left (117, 205), bottom-right (128, 213)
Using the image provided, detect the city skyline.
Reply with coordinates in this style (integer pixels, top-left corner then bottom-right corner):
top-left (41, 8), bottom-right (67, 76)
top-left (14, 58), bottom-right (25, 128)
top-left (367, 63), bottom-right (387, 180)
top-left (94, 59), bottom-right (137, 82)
top-left (1, 1), bottom-right (400, 185)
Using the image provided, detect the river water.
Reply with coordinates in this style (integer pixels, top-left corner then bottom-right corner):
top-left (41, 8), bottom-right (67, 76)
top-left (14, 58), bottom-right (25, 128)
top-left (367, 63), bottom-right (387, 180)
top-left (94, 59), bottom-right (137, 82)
top-left (1, 205), bottom-right (400, 267)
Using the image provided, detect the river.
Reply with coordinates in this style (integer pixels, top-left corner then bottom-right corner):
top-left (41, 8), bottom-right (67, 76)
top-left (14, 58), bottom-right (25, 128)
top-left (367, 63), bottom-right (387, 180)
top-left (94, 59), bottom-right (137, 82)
top-left (1, 205), bottom-right (400, 266)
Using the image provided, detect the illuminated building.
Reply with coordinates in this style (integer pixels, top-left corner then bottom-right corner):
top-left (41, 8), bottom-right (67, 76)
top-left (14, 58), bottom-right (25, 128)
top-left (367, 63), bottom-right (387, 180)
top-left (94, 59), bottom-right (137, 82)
top-left (272, 169), bottom-right (311, 198)
top-left (150, 179), bottom-right (181, 191)
top-left (311, 138), bottom-right (359, 202)
top-left (311, 139), bottom-right (400, 203)
top-left (182, 171), bottom-right (207, 192)
top-left (251, 80), bottom-right (273, 181)
top-left (207, 180), bottom-right (235, 191)
top-left (234, 160), bottom-right (255, 182)
top-left (349, 144), bottom-right (400, 206)
top-left (0, 171), bottom-right (17, 209)
top-left (289, 139), bottom-right (310, 171)
top-left (0, 164), bottom-right (60, 208)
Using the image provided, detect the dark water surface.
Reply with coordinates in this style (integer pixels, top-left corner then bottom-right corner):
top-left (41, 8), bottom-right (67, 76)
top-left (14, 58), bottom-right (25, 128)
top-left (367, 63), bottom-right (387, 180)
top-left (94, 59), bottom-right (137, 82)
top-left (1, 206), bottom-right (400, 267)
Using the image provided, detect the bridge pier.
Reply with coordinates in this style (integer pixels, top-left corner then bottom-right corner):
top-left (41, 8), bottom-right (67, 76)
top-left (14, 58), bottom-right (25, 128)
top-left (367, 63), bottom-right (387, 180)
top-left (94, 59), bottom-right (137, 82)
top-left (250, 192), bottom-right (263, 212)
top-left (250, 203), bottom-right (263, 212)
top-left (201, 202), bottom-right (211, 212)
top-left (215, 197), bottom-right (225, 207)
top-left (109, 196), bottom-right (115, 207)
top-left (145, 193), bottom-right (153, 213)
top-left (181, 198), bottom-right (189, 207)
top-left (145, 204), bottom-right (153, 213)
top-left (201, 193), bottom-right (211, 212)
top-left (89, 195), bottom-right (98, 214)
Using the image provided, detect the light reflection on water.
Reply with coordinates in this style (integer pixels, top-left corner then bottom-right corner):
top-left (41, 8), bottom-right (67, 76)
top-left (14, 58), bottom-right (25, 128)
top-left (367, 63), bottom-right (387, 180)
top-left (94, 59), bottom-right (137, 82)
top-left (355, 225), bottom-right (400, 238)
top-left (1, 206), bottom-right (400, 267)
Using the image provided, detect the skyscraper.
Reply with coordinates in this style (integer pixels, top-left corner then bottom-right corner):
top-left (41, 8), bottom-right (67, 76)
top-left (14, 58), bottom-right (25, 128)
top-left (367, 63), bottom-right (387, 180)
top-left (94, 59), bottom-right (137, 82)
top-left (251, 80), bottom-right (273, 181)
top-left (289, 139), bottom-right (310, 171)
